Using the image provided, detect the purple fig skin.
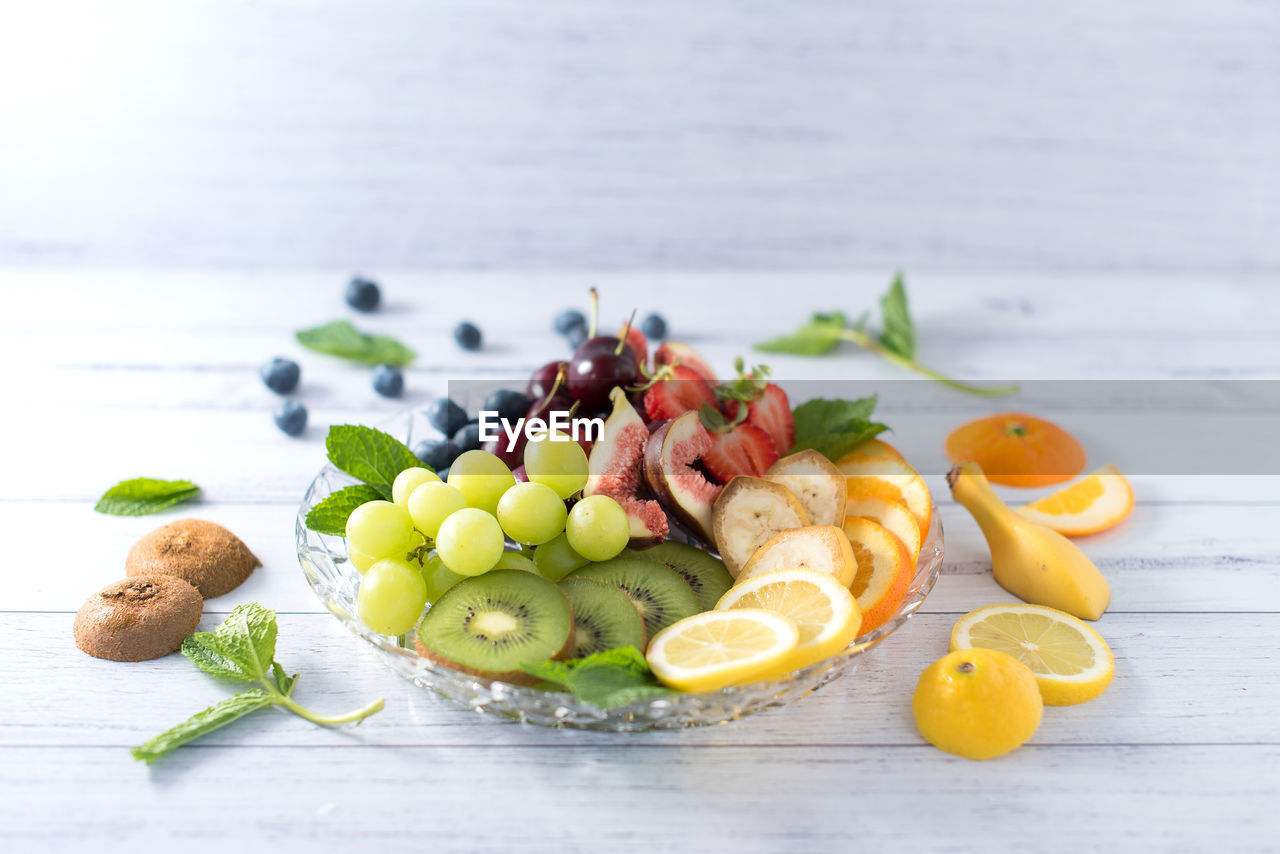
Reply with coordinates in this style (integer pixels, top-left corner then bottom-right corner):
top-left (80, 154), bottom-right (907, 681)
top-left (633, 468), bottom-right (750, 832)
top-left (643, 412), bottom-right (719, 543)
top-left (584, 387), bottom-right (668, 546)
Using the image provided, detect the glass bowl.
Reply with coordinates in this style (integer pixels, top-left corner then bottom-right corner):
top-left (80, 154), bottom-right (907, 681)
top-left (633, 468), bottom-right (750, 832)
top-left (296, 408), bottom-right (944, 731)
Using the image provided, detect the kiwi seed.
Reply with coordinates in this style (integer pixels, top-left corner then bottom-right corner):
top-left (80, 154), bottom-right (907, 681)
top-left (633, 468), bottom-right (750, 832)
top-left (74, 575), bottom-right (203, 661)
top-left (126, 518), bottom-right (260, 599)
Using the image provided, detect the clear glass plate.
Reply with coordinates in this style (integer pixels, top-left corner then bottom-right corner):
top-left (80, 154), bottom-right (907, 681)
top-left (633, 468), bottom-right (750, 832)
top-left (296, 408), bottom-right (944, 731)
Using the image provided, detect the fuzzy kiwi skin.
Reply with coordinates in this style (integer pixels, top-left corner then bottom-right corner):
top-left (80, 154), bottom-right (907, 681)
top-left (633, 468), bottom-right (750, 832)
top-left (126, 518), bottom-right (260, 599)
top-left (74, 575), bottom-right (203, 662)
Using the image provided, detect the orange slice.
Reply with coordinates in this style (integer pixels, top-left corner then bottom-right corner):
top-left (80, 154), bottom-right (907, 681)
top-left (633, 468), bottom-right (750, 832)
top-left (845, 496), bottom-right (922, 567)
top-left (836, 453), bottom-right (932, 535)
top-left (944, 413), bottom-right (1086, 487)
top-left (841, 517), bottom-right (911, 635)
top-left (851, 438), bottom-right (904, 462)
top-left (1014, 464), bottom-right (1134, 536)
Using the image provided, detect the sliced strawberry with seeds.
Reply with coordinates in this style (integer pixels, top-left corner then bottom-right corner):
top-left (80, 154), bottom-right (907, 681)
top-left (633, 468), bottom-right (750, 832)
top-left (643, 366), bottom-right (717, 422)
top-left (746, 384), bottom-right (794, 456)
top-left (702, 422), bottom-right (779, 482)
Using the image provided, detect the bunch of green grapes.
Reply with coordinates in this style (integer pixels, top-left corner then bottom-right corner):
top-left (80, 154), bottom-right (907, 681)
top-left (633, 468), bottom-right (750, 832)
top-left (349, 438), bottom-right (630, 637)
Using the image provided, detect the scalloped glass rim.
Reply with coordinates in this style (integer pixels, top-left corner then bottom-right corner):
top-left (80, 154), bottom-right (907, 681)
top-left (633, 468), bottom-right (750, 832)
top-left (296, 408), bottom-right (944, 731)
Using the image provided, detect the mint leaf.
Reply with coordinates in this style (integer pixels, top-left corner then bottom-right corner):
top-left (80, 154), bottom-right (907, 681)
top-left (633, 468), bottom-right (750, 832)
top-left (756, 311), bottom-right (847, 356)
top-left (878, 273), bottom-right (915, 359)
top-left (305, 484), bottom-right (384, 536)
top-left (791, 396), bottom-right (889, 462)
top-left (135, 603), bottom-right (384, 763)
top-left (326, 425), bottom-right (421, 499)
top-left (296, 320), bottom-right (415, 366)
top-left (213, 603), bottom-right (278, 680)
top-left (94, 478), bottom-right (200, 516)
top-left (182, 633), bottom-right (255, 683)
top-left (522, 646), bottom-right (671, 709)
top-left (131, 689), bottom-right (278, 764)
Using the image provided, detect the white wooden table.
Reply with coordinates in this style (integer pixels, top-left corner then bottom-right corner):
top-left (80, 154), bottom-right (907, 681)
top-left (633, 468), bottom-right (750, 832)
top-left (3, 271), bottom-right (1278, 851)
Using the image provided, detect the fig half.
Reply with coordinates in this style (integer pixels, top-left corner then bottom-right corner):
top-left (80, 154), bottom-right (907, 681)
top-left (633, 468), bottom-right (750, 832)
top-left (584, 387), bottom-right (669, 545)
top-left (644, 410), bottom-right (723, 544)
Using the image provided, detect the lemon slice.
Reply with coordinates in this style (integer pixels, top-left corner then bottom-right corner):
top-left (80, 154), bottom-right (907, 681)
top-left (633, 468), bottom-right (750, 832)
top-left (950, 603), bottom-right (1114, 705)
top-left (645, 609), bottom-right (799, 692)
top-left (716, 568), bottom-right (861, 670)
top-left (1015, 464), bottom-right (1134, 536)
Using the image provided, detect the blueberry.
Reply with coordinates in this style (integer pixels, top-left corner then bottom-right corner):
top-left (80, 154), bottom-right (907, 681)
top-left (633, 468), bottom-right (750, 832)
top-left (566, 323), bottom-right (587, 349)
top-left (426, 397), bottom-right (468, 435)
top-left (414, 438), bottom-right (460, 470)
top-left (453, 419), bottom-right (481, 453)
top-left (436, 467), bottom-right (450, 482)
top-left (372, 364), bottom-right (404, 398)
top-left (640, 313), bottom-right (667, 340)
top-left (345, 277), bottom-right (380, 312)
top-left (274, 400), bottom-right (307, 436)
top-left (454, 321), bottom-right (482, 351)
top-left (484, 389), bottom-right (531, 423)
top-left (554, 309), bottom-right (587, 335)
top-left (259, 357), bottom-right (300, 395)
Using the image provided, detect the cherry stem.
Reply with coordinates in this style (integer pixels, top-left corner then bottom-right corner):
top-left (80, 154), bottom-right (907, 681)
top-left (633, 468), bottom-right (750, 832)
top-left (588, 287), bottom-right (599, 339)
top-left (539, 363), bottom-right (567, 411)
top-left (615, 310), bottom-right (636, 356)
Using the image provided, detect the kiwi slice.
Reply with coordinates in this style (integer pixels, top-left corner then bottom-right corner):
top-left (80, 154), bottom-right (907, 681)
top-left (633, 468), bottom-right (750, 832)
top-left (626, 541), bottom-right (733, 611)
top-left (559, 577), bottom-right (647, 657)
top-left (415, 570), bottom-right (574, 685)
top-left (568, 557), bottom-right (700, 638)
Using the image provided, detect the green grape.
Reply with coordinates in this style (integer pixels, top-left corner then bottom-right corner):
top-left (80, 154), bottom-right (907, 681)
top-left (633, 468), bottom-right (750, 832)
top-left (447, 450), bottom-right (517, 515)
top-left (495, 481), bottom-right (568, 546)
top-left (565, 494), bottom-right (629, 561)
top-left (493, 550), bottom-right (537, 573)
top-left (393, 466), bottom-right (441, 507)
top-left (435, 508), bottom-right (505, 576)
top-left (348, 546), bottom-right (379, 574)
top-left (420, 553), bottom-right (465, 604)
top-left (407, 481), bottom-right (468, 539)
top-left (524, 431), bottom-right (589, 499)
top-left (346, 500), bottom-right (418, 559)
top-left (357, 557), bottom-right (428, 636)
top-left (532, 532), bottom-right (589, 582)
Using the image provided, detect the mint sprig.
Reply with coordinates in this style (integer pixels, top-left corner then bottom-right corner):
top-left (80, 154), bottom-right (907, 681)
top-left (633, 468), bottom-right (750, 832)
top-left (132, 604), bottom-right (383, 764)
top-left (305, 484), bottom-right (384, 536)
top-left (296, 320), bottom-right (415, 366)
top-left (757, 274), bottom-right (1018, 397)
top-left (325, 424), bottom-right (422, 500)
top-left (791, 396), bottom-right (889, 462)
top-left (94, 478), bottom-right (201, 516)
top-left (522, 646), bottom-right (672, 708)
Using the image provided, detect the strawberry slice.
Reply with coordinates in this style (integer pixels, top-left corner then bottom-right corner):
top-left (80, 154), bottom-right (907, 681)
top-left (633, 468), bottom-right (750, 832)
top-left (643, 366), bottom-right (717, 422)
top-left (619, 323), bottom-right (648, 374)
top-left (702, 422), bottom-right (779, 482)
top-left (746, 384), bottom-right (794, 456)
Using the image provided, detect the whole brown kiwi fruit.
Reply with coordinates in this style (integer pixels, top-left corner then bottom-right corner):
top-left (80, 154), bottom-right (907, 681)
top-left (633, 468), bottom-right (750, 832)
top-left (126, 518), bottom-right (260, 599)
top-left (74, 575), bottom-right (203, 661)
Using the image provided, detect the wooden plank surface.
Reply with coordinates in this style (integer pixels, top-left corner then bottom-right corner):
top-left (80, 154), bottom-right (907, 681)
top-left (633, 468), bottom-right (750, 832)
top-left (3, 271), bottom-right (1279, 852)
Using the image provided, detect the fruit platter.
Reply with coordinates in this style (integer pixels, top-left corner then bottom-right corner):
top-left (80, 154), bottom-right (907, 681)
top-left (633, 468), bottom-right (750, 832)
top-left (296, 300), bottom-right (945, 730)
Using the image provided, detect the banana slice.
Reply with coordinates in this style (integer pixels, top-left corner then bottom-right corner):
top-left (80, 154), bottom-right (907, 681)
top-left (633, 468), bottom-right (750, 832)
top-left (765, 450), bottom-right (847, 527)
top-left (737, 525), bottom-right (856, 587)
top-left (712, 477), bottom-right (811, 576)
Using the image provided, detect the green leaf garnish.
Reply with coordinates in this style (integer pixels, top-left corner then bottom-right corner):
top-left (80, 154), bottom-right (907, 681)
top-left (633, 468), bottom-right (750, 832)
top-left (295, 320), bottom-right (415, 366)
top-left (521, 646), bottom-right (671, 709)
top-left (790, 396), bottom-right (889, 462)
top-left (133, 604), bottom-right (383, 764)
top-left (94, 478), bottom-right (201, 516)
top-left (324, 425), bottom-right (422, 500)
top-left (304, 484), bottom-right (385, 536)
top-left (755, 274), bottom-right (1018, 397)
top-left (877, 273), bottom-right (915, 360)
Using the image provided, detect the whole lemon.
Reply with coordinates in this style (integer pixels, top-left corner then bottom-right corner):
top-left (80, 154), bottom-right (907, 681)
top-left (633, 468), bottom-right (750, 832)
top-left (912, 648), bottom-right (1043, 760)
